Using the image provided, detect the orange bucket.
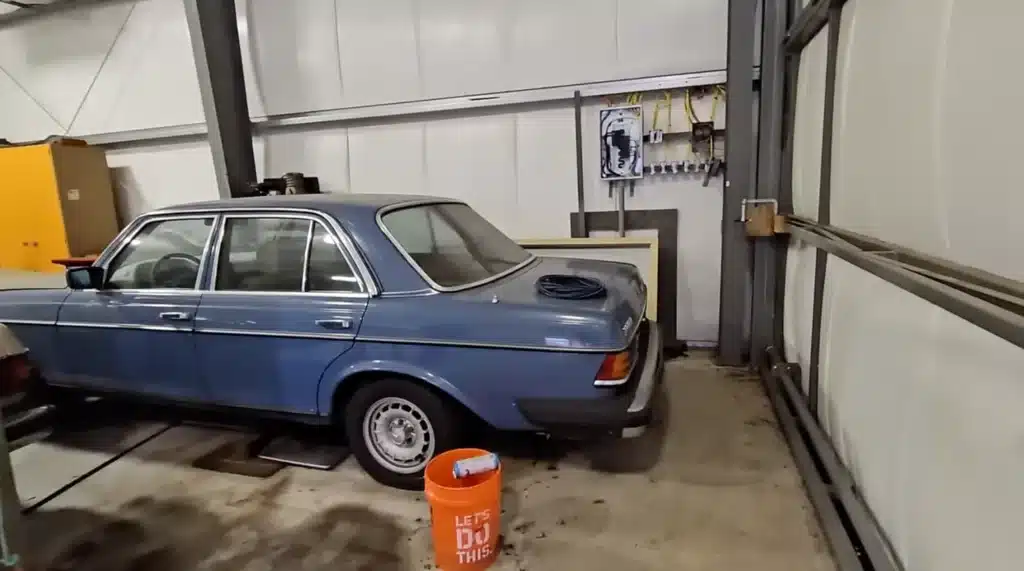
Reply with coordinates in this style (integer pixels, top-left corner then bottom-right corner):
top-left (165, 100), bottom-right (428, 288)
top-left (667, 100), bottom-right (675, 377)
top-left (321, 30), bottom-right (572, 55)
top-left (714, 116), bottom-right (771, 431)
top-left (424, 448), bottom-right (502, 570)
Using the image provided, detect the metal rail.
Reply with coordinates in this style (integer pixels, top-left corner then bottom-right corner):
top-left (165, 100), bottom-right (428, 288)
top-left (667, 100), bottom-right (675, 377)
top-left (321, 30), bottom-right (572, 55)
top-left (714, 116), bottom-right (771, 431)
top-left (788, 218), bottom-right (1024, 351)
top-left (81, 69), bottom-right (746, 149)
top-left (762, 348), bottom-right (903, 571)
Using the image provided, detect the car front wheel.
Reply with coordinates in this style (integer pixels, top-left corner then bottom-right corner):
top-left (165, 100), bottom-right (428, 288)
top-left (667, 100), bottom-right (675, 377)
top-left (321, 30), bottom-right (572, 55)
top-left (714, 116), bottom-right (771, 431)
top-left (344, 379), bottom-right (459, 490)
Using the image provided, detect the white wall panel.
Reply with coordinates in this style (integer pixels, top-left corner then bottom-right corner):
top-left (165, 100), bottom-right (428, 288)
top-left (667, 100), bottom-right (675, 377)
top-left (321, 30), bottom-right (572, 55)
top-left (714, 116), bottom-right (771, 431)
top-left (830, 0), bottom-right (1024, 280)
top-left (425, 114), bottom-right (519, 233)
top-left (246, 0), bottom-right (344, 116)
top-left (334, 0), bottom-right (421, 107)
top-left (616, 0), bottom-right (727, 78)
top-left (0, 69), bottom-right (63, 141)
top-left (934, 0), bottom-right (1024, 281)
top-left (781, 241), bottom-right (818, 394)
top-left (0, 0), bottom-right (203, 141)
top-left (262, 128), bottom-right (349, 193)
top-left (0, 1), bottom-right (132, 131)
top-left (69, 0), bottom-right (204, 135)
top-left (790, 24), bottom-right (828, 219)
top-left (513, 107), bottom-right (578, 239)
top-left (509, 0), bottom-right (617, 88)
top-left (418, 0), bottom-right (507, 98)
top-left (347, 122), bottom-right (426, 196)
top-left (106, 141), bottom-right (218, 223)
top-left (243, 0), bottom-right (728, 116)
top-left (815, 257), bottom-right (1024, 571)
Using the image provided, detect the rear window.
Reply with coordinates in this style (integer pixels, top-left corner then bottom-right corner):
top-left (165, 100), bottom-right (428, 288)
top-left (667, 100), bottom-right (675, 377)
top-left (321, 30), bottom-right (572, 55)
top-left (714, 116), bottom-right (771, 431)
top-left (380, 203), bottom-right (531, 289)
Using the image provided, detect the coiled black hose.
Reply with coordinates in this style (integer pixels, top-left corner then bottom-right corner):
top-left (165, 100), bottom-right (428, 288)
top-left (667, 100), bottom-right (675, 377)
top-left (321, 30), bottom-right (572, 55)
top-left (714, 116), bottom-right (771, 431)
top-left (536, 275), bottom-right (607, 300)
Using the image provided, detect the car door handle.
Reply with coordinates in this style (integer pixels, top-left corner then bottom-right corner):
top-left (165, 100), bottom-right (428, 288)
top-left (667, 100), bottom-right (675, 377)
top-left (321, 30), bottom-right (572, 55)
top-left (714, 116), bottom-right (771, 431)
top-left (159, 311), bottom-right (193, 322)
top-left (316, 318), bottom-right (352, 330)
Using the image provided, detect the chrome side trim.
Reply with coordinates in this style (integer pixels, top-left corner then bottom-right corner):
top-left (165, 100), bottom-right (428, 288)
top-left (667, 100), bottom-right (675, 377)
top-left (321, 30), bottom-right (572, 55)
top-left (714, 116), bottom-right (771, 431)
top-left (143, 206), bottom-right (380, 296)
top-left (627, 321), bottom-right (662, 415)
top-left (594, 378), bottom-right (629, 387)
top-left (207, 213), bottom-right (364, 294)
top-left (199, 289), bottom-right (369, 300)
top-left (357, 335), bottom-right (621, 354)
top-left (0, 319), bottom-right (54, 326)
top-left (300, 220), bottom-right (315, 292)
top-left (375, 199), bottom-right (537, 293)
top-left (72, 288), bottom-right (203, 296)
top-left (58, 321), bottom-right (190, 333)
top-left (620, 426), bottom-right (647, 438)
top-left (208, 213), bottom-right (366, 294)
top-left (93, 213), bottom-right (221, 291)
top-left (195, 328), bottom-right (355, 341)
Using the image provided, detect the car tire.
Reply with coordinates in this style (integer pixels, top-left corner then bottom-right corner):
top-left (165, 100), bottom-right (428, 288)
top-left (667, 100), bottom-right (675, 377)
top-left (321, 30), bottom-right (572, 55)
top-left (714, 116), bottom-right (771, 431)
top-left (344, 379), bottom-right (460, 490)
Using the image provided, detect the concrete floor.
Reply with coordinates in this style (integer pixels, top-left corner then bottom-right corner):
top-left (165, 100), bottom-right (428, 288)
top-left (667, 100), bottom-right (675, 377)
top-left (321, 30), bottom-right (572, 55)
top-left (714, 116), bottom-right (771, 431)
top-left (11, 355), bottom-right (835, 571)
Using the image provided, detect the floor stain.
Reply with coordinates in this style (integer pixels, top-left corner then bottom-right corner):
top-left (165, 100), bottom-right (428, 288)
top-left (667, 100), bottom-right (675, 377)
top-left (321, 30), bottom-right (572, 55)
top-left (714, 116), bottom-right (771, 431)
top-left (27, 483), bottom-right (407, 571)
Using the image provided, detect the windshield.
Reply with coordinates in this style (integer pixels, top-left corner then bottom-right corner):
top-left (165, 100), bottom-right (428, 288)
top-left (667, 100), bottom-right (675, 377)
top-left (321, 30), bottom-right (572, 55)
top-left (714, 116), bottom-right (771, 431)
top-left (381, 203), bottom-right (531, 289)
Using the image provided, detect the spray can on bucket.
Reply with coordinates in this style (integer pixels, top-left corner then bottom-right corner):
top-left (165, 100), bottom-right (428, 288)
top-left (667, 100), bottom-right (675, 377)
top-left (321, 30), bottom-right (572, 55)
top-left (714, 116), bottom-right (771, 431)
top-left (453, 453), bottom-right (500, 479)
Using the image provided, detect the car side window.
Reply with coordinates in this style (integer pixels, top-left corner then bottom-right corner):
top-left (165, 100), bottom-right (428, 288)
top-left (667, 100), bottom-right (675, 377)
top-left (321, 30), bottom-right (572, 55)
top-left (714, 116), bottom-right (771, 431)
top-left (385, 207), bottom-right (433, 254)
top-left (215, 217), bottom-right (311, 292)
top-left (306, 223), bottom-right (362, 293)
top-left (106, 217), bottom-right (214, 290)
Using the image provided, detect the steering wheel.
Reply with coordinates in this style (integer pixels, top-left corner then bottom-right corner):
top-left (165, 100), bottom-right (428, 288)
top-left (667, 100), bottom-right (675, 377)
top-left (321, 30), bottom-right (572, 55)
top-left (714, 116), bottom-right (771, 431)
top-left (150, 253), bottom-right (201, 288)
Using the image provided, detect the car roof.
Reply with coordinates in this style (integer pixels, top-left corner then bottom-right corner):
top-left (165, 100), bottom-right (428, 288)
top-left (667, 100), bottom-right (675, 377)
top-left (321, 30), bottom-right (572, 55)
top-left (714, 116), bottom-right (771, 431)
top-left (152, 193), bottom-right (452, 216)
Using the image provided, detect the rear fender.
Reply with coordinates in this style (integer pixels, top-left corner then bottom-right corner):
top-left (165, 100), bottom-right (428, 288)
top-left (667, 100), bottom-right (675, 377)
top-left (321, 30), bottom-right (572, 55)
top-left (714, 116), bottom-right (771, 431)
top-left (317, 359), bottom-right (486, 421)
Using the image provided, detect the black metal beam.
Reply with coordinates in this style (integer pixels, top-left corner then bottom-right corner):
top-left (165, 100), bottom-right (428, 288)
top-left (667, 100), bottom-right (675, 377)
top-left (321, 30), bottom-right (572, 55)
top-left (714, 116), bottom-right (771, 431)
top-left (573, 91), bottom-right (587, 237)
top-left (718, 0), bottom-right (759, 366)
top-left (750, 0), bottom-right (788, 360)
top-left (806, 3), bottom-right (842, 416)
top-left (760, 359), bottom-right (862, 571)
top-left (764, 348), bottom-right (903, 571)
top-left (790, 221), bottom-right (1024, 351)
top-left (183, 0), bottom-right (256, 199)
top-left (784, 0), bottom-right (848, 53)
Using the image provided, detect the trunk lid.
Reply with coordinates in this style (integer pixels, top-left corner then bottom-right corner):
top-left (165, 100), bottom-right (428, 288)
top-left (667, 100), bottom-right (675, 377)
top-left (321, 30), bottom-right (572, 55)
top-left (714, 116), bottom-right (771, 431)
top-left (473, 257), bottom-right (647, 349)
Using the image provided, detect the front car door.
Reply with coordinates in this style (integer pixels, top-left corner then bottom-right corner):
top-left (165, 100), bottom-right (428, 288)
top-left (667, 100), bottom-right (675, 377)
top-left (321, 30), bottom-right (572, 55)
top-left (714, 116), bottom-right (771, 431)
top-left (54, 215), bottom-right (217, 400)
top-left (193, 212), bottom-right (369, 416)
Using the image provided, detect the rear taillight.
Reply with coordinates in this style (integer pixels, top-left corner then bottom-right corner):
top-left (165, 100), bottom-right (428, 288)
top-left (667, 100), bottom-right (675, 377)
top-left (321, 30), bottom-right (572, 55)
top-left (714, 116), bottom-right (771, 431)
top-left (594, 350), bottom-right (632, 386)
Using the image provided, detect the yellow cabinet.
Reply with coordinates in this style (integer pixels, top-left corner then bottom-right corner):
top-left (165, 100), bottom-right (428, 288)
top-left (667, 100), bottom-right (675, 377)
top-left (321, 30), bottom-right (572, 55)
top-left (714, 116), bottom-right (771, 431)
top-left (0, 140), bottom-right (120, 273)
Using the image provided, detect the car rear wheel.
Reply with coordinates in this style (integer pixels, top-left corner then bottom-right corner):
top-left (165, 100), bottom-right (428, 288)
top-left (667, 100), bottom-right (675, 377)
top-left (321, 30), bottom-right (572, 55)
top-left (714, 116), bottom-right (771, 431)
top-left (344, 379), bottom-right (459, 490)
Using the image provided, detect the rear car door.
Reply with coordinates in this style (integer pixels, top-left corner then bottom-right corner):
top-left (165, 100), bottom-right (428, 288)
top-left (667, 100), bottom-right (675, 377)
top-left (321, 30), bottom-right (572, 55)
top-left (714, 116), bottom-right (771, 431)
top-left (193, 213), bottom-right (369, 415)
top-left (55, 215), bottom-right (216, 399)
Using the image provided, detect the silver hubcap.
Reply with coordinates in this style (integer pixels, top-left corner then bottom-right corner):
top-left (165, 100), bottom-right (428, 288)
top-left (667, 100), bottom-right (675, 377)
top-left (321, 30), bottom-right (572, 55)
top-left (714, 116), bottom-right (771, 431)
top-left (362, 397), bottom-right (435, 474)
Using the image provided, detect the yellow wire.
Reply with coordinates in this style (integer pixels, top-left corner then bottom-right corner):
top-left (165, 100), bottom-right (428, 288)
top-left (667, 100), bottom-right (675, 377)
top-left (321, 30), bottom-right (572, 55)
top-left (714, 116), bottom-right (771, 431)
top-left (652, 91), bottom-right (673, 131)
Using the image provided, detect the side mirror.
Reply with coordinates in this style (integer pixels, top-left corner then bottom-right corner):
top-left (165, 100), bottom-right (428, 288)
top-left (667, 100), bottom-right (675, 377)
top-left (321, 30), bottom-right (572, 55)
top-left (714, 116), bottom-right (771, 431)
top-left (66, 266), bottom-right (105, 290)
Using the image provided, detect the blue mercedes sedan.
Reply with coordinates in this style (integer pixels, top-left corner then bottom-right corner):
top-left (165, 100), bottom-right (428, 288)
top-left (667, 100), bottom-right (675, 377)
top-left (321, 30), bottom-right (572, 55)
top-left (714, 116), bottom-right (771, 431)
top-left (0, 194), bottom-right (663, 488)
